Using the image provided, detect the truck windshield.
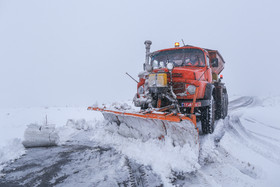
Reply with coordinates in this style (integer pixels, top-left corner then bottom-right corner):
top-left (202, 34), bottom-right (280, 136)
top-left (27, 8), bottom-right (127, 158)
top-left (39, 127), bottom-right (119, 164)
top-left (151, 48), bottom-right (205, 69)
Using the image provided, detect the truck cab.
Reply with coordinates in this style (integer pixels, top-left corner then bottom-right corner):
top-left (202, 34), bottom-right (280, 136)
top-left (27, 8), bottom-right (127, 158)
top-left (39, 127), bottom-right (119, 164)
top-left (134, 41), bottom-right (228, 134)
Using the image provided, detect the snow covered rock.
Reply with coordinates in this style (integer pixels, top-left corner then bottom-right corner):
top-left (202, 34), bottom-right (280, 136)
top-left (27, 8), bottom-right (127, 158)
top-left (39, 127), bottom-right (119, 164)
top-left (22, 123), bottom-right (59, 148)
top-left (66, 119), bottom-right (92, 131)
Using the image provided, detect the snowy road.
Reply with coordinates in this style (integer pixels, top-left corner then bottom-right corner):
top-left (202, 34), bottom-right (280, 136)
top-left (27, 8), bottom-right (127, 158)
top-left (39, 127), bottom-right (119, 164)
top-left (0, 96), bottom-right (280, 186)
top-left (0, 133), bottom-right (162, 187)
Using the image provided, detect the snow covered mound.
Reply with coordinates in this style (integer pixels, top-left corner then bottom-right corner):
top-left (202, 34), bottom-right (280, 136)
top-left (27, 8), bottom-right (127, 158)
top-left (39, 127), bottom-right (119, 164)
top-left (22, 123), bottom-right (59, 148)
top-left (1, 96), bottom-right (280, 186)
top-left (91, 119), bottom-right (200, 186)
top-left (92, 100), bottom-right (139, 113)
top-left (0, 139), bottom-right (25, 175)
top-left (194, 96), bottom-right (280, 187)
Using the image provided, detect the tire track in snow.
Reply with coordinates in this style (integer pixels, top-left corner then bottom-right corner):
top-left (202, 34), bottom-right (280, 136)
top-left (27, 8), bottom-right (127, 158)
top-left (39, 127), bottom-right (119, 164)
top-left (228, 96), bottom-right (255, 111)
top-left (174, 96), bottom-right (268, 186)
top-left (244, 117), bottom-right (280, 131)
top-left (226, 114), bottom-right (280, 165)
top-left (248, 130), bottom-right (280, 142)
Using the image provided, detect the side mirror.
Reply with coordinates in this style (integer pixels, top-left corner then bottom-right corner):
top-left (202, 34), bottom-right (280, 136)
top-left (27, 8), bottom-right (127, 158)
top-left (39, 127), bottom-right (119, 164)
top-left (211, 58), bottom-right (219, 67)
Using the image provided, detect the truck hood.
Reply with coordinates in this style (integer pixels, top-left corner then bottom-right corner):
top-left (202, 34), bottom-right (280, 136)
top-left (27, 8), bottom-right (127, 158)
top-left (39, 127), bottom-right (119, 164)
top-left (172, 67), bottom-right (206, 80)
top-left (153, 67), bottom-right (206, 81)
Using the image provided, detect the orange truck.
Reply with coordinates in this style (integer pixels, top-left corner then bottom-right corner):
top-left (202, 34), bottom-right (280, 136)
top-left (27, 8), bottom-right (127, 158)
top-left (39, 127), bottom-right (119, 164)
top-left (133, 41), bottom-right (228, 134)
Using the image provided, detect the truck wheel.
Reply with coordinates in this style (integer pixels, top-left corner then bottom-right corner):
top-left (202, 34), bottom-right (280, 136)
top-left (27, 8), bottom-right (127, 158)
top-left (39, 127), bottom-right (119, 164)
top-left (215, 91), bottom-right (228, 120)
top-left (215, 98), bottom-right (222, 120)
top-left (201, 96), bottom-right (215, 134)
top-left (222, 92), bottom-right (228, 119)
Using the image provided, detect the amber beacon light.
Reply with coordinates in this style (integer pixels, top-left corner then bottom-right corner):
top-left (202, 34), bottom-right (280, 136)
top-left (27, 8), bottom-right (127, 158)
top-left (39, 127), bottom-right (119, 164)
top-left (175, 42), bottom-right (180, 47)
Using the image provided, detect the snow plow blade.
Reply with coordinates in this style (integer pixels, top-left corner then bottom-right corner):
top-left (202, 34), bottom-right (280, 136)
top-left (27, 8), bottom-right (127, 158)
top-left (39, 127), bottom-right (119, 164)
top-left (87, 107), bottom-right (199, 147)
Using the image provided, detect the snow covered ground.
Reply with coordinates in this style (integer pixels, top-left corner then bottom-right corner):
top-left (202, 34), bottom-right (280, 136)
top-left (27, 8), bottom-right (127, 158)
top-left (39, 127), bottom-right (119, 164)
top-left (0, 96), bottom-right (280, 186)
top-left (0, 106), bottom-right (103, 173)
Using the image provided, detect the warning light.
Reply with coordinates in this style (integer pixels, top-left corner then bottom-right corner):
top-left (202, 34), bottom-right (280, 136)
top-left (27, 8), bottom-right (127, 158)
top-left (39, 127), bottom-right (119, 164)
top-left (175, 42), bottom-right (180, 47)
top-left (220, 74), bottom-right (223, 79)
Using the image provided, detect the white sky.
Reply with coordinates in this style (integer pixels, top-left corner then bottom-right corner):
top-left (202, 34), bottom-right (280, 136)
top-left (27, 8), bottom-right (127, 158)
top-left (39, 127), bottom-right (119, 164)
top-left (0, 0), bottom-right (280, 107)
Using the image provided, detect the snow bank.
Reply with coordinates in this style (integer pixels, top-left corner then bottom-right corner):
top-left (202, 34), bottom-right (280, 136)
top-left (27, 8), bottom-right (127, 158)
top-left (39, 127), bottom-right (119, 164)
top-left (91, 100), bottom-right (139, 113)
top-left (1, 96), bottom-right (280, 186)
top-left (57, 119), bottom-right (95, 144)
top-left (197, 96), bottom-right (280, 187)
top-left (0, 139), bottom-right (25, 175)
top-left (90, 100), bottom-right (200, 185)
top-left (0, 106), bottom-right (102, 174)
top-left (90, 119), bottom-right (200, 186)
top-left (66, 119), bottom-right (92, 131)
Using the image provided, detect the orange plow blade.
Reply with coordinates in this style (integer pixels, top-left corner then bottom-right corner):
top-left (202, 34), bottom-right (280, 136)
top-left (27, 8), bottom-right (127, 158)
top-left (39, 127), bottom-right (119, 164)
top-left (88, 106), bottom-right (199, 148)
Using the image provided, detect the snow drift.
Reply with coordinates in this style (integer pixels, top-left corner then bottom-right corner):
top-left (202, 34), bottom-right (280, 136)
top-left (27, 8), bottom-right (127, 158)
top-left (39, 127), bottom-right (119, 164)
top-left (1, 96), bottom-right (280, 186)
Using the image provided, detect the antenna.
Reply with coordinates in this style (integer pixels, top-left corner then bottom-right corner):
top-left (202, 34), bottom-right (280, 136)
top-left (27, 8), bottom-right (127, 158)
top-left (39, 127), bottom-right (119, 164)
top-left (181, 39), bottom-right (186, 46)
top-left (125, 72), bottom-right (139, 83)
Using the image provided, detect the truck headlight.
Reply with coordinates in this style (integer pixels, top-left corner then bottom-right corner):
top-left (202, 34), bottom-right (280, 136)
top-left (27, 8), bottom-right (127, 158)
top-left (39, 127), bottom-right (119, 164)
top-left (167, 63), bottom-right (174, 71)
top-left (187, 85), bottom-right (196, 95)
top-left (148, 74), bottom-right (156, 87)
top-left (148, 73), bottom-right (167, 87)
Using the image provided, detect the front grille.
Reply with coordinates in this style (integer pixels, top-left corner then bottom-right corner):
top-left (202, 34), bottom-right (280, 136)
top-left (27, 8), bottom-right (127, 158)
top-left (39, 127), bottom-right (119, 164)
top-left (173, 82), bottom-right (185, 94)
top-left (167, 73), bottom-right (183, 78)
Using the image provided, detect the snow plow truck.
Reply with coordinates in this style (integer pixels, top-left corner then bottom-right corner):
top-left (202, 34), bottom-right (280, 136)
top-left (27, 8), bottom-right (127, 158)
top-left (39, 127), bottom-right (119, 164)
top-left (88, 41), bottom-right (228, 147)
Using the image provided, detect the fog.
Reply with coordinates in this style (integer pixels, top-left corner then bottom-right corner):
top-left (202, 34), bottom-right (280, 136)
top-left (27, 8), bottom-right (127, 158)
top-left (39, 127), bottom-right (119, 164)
top-left (1, 0), bottom-right (280, 107)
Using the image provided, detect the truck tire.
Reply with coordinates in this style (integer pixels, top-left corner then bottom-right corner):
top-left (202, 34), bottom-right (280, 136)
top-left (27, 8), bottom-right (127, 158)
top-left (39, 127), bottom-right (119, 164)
top-left (215, 98), bottom-right (222, 120)
top-left (201, 96), bottom-right (215, 134)
top-left (222, 92), bottom-right (228, 119)
top-left (215, 91), bottom-right (228, 120)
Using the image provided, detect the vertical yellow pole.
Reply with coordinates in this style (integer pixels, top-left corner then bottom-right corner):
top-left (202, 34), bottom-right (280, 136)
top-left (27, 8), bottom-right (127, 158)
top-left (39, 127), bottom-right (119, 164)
top-left (190, 87), bottom-right (199, 129)
top-left (190, 87), bottom-right (198, 114)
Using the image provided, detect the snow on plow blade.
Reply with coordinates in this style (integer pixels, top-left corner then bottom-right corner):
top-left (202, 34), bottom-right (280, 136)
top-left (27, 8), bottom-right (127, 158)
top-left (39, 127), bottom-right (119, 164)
top-left (88, 107), bottom-right (199, 147)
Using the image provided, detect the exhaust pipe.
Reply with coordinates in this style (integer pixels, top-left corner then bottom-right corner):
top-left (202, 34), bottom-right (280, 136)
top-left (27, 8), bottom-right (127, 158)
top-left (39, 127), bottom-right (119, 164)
top-left (144, 40), bottom-right (152, 70)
